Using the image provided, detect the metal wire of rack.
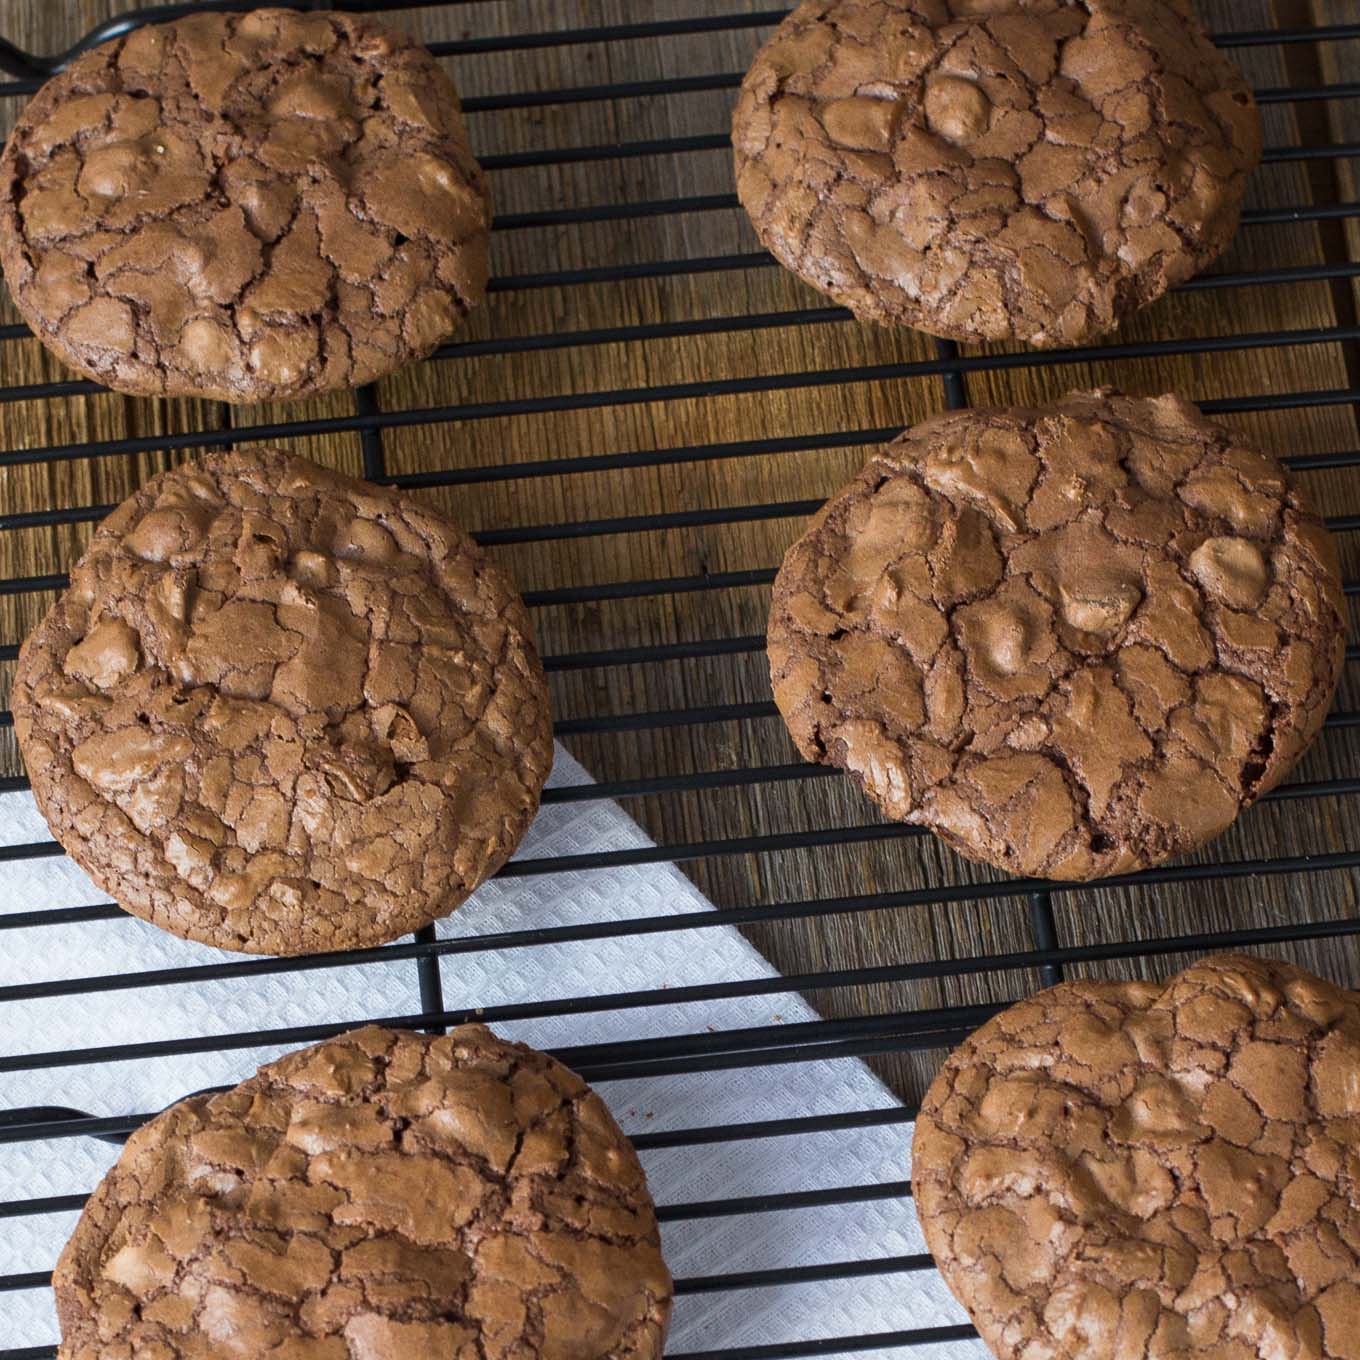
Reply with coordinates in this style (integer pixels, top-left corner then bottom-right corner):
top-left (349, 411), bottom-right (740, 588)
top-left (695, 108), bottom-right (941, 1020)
top-left (0, 2), bottom-right (1357, 1358)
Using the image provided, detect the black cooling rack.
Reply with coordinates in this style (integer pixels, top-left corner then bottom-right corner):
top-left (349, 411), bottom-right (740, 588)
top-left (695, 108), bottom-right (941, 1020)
top-left (0, 3), bottom-right (1358, 1358)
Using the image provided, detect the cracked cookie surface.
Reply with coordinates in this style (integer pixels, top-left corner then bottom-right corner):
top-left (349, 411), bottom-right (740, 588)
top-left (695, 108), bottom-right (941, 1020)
top-left (12, 448), bottom-right (552, 955)
top-left (732, 0), bottom-right (1261, 346)
top-left (0, 9), bottom-right (490, 401)
top-left (54, 1024), bottom-right (673, 1360)
top-left (913, 954), bottom-right (1360, 1360)
top-left (767, 390), bottom-right (1344, 881)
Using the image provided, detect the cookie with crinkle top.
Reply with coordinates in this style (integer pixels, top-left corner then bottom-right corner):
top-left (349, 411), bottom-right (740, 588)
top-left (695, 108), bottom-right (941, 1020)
top-left (914, 954), bottom-right (1360, 1360)
top-left (733, 0), bottom-right (1261, 346)
top-left (0, 9), bottom-right (490, 401)
top-left (54, 1024), bottom-right (673, 1360)
top-left (12, 449), bottom-right (552, 956)
top-left (767, 390), bottom-right (1344, 882)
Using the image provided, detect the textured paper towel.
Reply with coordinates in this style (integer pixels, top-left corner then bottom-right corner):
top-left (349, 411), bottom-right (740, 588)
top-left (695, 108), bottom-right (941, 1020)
top-left (0, 742), bottom-right (982, 1359)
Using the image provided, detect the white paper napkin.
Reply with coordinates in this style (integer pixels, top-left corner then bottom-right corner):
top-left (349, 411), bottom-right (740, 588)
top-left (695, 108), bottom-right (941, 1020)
top-left (0, 743), bottom-right (984, 1359)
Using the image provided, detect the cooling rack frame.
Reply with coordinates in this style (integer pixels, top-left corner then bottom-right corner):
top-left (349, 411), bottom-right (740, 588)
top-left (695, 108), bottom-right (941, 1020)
top-left (0, 3), bottom-right (1358, 1357)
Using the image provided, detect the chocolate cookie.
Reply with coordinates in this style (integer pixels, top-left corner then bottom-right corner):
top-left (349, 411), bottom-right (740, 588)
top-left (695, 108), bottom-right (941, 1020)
top-left (914, 954), bottom-right (1360, 1360)
top-left (12, 449), bottom-right (552, 955)
top-left (733, 0), bottom-right (1261, 347)
top-left (768, 391), bottom-right (1344, 881)
top-left (54, 1024), bottom-right (673, 1360)
top-left (0, 9), bottom-right (490, 401)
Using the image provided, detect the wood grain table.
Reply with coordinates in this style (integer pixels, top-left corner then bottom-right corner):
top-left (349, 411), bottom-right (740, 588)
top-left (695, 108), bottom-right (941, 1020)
top-left (0, 0), bottom-right (1357, 1108)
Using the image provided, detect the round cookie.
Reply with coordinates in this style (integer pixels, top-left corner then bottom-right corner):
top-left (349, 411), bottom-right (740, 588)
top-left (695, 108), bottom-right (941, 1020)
top-left (913, 954), bottom-right (1360, 1360)
top-left (768, 390), bottom-right (1344, 881)
top-left (12, 448), bottom-right (552, 955)
top-left (733, 0), bottom-right (1261, 347)
top-left (0, 9), bottom-right (491, 401)
top-left (54, 1024), bottom-right (673, 1360)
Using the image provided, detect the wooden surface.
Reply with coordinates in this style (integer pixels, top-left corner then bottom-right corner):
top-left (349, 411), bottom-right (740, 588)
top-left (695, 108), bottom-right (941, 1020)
top-left (0, 0), bottom-right (1358, 1107)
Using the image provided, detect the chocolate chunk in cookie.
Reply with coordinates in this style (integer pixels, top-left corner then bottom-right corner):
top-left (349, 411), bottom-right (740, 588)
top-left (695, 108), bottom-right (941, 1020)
top-left (768, 390), bottom-right (1344, 881)
top-left (13, 449), bottom-right (552, 956)
top-left (914, 954), bottom-right (1360, 1360)
top-left (0, 10), bottom-right (490, 401)
top-left (733, 0), bottom-right (1261, 346)
top-left (55, 1024), bottom-right (673, 1360)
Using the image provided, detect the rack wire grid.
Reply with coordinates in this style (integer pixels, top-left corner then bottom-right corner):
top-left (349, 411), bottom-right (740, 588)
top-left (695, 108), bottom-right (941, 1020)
top-left (0, 0), bottom-right (1358, 1356)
